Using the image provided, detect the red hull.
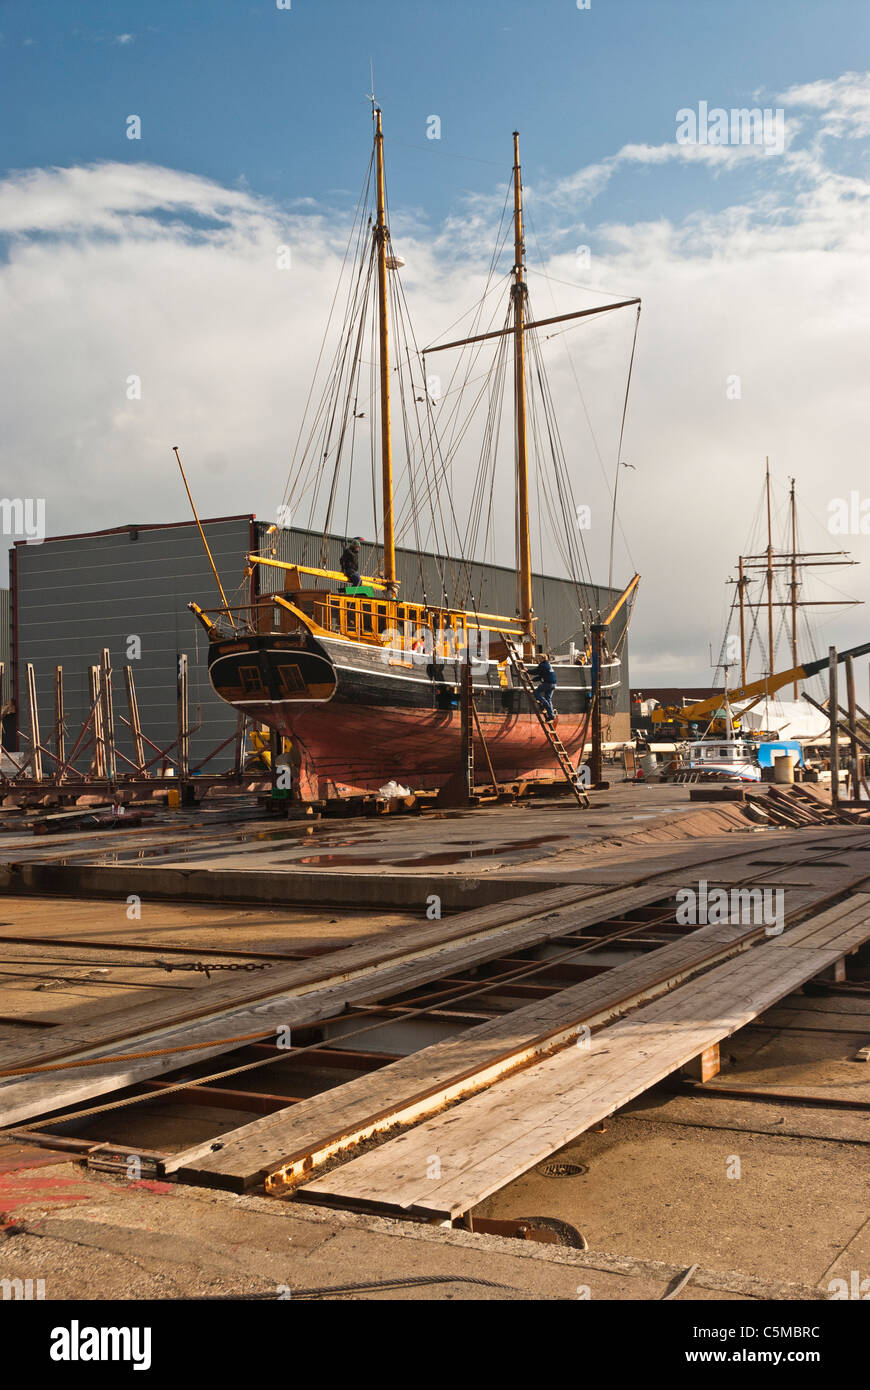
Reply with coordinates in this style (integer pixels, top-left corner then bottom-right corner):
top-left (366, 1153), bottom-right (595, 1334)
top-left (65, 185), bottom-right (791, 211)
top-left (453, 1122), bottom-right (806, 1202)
top-left (244, 701), bottom-right (588, 799)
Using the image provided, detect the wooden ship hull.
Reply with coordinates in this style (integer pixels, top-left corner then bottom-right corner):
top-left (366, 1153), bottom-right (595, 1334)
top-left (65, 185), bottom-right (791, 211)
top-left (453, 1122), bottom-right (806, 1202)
top-left (207, 629), bottom-right (619, 799)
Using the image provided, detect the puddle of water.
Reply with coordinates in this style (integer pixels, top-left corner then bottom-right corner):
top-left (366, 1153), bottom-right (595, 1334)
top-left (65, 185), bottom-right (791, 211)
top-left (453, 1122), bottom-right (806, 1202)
top-left (237, 824), bottom-right (382, 844)
top-left (65, 831), bottom-right (386, 867)
top-left (56, 830), bottom-right (570, 871)
top-left (298, 833), bottom-right (570, 869)
top-left (298, 854), bottom-right (399, 867)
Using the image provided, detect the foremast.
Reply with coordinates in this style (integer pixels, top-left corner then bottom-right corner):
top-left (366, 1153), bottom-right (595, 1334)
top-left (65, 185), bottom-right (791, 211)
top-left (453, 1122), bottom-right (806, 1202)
top-left (374, 108), bottom-right (398, 599)
top-left (512, 132), bottom-right (535, 657)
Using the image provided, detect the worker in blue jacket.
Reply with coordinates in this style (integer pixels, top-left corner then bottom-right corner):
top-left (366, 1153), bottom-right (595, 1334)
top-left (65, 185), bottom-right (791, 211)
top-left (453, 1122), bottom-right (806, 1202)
top-left (531, 652), bottom-right (557, 722)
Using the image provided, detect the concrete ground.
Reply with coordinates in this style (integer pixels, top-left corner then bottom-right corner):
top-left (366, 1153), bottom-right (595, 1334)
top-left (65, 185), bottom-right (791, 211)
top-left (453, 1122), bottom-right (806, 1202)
top-left (0, 783), bottom-right (741, 879)
top-left (0, 1151), bottom-right (822, 1301)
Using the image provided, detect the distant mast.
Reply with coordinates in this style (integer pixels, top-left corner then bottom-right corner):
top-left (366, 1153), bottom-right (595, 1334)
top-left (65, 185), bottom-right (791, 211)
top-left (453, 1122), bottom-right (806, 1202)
top-left (512, 132), bottom-right (534, 655)
top-left (374, 108), bottom-right (398, 598)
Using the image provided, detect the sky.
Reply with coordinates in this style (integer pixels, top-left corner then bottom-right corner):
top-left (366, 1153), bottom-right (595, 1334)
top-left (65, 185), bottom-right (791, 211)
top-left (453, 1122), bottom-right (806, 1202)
top-left (1, 0), bottom-right (869, 683)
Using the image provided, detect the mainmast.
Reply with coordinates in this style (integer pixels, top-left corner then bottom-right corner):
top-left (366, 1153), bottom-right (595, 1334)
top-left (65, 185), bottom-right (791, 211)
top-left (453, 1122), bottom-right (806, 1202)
top-left (374, 108), bottom-right (398, 598)
top-left (765, 455), bottom-right (775, 690)
top-left (737, 557), bottom-right (748, 686)
top-left (512, 132), bottom-right (534, 653)
top-left (789, 477), bottom-right (799, 698)
top-left (423, 132), bottom-right (639, 650)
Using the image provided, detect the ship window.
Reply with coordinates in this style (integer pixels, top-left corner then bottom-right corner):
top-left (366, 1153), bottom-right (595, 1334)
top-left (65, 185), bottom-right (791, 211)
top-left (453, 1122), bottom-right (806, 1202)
top-left (361, 601), bottom-right (373, 634)
top-left (239, 665), bottom-right (264, 695)
top-left (345, 602), bottom-right (357, 634)
top-left (376, 603), bottom-right (389, 633)
top-left (277, 663), bottom-right (306, 694)
top-left (272, 606), bottom-right (282, 629)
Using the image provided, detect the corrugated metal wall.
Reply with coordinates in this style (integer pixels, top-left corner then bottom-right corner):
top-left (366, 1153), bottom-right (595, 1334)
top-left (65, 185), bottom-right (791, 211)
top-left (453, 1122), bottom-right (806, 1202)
top-left (0, 588), bottom-right (9, 704)
top-left (257, 523), bottom-right (631, 713)
top-left (13, 518), bottom-right (253, 771)
top-left (10, 515), bottom-right (630, 771)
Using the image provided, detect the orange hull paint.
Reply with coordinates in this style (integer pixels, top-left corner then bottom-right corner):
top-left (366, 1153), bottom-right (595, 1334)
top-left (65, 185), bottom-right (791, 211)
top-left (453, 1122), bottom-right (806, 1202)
top-left (241, 700), bottom-right (588, 799)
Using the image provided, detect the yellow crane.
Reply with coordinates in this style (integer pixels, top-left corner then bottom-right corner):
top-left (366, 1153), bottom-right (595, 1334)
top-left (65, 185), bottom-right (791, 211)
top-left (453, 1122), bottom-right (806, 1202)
top-left (651, 639), bottom-right (870, 733)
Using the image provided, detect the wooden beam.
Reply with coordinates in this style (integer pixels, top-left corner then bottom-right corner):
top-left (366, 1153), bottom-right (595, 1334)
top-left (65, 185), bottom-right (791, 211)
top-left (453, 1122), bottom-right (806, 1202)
top-left (100, 648), bottom-right (116, 784)
top-left (124, 667), bottom-right (146, 775)
top-left (425, 298), bottom-right (641, 355)
top-left (26, 664), bottom-right (42, 783)
top-left (54, 667), bottom-right (65, 780)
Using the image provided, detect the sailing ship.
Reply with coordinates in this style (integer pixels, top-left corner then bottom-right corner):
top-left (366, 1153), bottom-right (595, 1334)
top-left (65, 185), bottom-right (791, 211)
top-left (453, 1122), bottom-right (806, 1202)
top-left (190, 111), bottom-right (641, 801)
top-left (649, 465), bottom-right (867, 783)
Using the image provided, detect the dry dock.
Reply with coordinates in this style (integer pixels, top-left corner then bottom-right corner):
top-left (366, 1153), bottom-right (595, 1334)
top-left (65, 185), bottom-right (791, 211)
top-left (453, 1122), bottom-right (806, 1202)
top-left (1, 782), bottom-right (869, 1300)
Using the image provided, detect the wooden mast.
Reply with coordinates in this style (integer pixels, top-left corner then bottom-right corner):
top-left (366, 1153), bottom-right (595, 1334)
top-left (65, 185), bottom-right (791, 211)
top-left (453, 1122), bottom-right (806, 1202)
top-left (374, 108), bottom-right (398, 598)
top-left (512, 132), bottom-right (534, 654)
top-left (765, 456), bottom-right (775, 691)
top-left (738, 556), bottom-right (748, 687)
top-left (789, 477), bottom-right (800, 698)
top-left (421, 134), bottom-right (639, 656)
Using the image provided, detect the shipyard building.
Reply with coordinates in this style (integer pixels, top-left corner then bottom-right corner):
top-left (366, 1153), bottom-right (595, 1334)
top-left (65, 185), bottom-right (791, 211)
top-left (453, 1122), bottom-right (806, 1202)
top-left (4, 516), bottom-right (631, 771)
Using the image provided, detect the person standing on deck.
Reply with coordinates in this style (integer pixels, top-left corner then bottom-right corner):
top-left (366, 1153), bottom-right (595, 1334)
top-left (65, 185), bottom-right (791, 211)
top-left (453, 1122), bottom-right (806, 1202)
top-left (530, 652), bottom-right (557, 722)
top-left (339, 537), bottom-right (362, 587)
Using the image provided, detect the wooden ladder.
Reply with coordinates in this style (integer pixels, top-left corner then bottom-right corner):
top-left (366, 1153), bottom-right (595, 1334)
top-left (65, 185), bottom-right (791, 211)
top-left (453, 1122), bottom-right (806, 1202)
top-left (501, 635), bottom-right (590, 807)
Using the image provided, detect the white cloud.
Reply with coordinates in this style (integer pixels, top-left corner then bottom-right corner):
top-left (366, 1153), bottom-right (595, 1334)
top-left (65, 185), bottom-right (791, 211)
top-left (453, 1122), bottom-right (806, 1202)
top-left (780, 71), bottom-right (870, 139)
top-left (0, 162), bottom-right (267, 236)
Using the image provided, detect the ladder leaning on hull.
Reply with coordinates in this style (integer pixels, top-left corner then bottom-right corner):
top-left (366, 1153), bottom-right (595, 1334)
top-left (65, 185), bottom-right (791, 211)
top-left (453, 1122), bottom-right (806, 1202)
top-left (501, 636), bottom-right (590, 808)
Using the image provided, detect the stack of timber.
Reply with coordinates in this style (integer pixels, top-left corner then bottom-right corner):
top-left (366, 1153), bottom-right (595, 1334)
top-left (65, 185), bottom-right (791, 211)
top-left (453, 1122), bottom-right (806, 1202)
top-left (692, 782), bottom-right (870, 827)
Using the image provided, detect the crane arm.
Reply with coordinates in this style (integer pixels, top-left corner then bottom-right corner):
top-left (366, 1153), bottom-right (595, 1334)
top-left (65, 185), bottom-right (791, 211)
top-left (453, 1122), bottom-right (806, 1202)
top-left (651, 639), bottom-right (870, 725)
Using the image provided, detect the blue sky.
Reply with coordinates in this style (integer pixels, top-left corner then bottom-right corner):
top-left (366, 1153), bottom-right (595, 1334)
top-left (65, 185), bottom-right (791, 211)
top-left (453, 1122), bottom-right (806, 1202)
top-left (3, 0), bottom-right (868, 228)
top-left (1, 1), bottom-right (869, 681)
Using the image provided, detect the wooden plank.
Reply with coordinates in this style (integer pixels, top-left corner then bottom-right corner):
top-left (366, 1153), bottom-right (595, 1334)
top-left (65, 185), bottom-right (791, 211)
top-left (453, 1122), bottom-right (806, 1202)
top-left (300, 905), bottom-right (870, 1218)
top-left (781, 894), bottom-right (870, 950)
top-left (171, 917), bottom-right (760, 1188)
top-left (748, 1008), bottom-right (870, 1034)
top-left (173, 886), bottom-right (841, 1188)
top-left (0, 882), bottom-right (670, 1126)
top-left (308, 946), bottom-right (804, 1205)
